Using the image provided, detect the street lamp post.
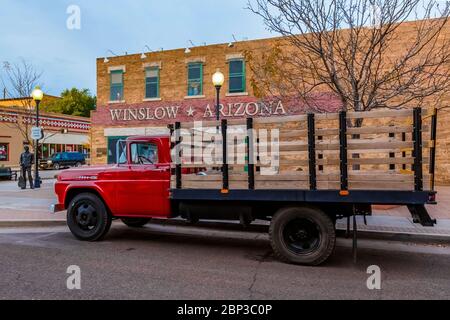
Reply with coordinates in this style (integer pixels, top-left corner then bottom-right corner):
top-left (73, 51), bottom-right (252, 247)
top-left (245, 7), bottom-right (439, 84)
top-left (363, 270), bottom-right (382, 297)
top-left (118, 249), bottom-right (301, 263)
top-left (212, 70), bottom-right (225, 122)
top-left (32, 86), bottom-right (43, 189)
top-left (212, 70), bottom-right (225, 171)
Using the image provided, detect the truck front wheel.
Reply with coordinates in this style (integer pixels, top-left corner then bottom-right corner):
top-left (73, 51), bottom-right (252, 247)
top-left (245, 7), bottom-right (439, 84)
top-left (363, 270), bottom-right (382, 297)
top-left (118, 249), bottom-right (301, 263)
top-left (67, 193), bottom-right (112, 241)
top-left (270, 207), bottom-right (336, 266)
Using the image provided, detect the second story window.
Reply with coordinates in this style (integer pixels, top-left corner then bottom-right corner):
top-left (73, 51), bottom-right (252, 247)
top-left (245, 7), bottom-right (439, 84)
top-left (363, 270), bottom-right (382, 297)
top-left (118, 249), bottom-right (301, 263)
top-left (145, 67), bottom-right (159, 99)
top-left (228, 59), bottom-right (245, 93)
top-left (187, 62), bottom-right (203, 96)
top-left (110, 70), bottom-right (124, 101)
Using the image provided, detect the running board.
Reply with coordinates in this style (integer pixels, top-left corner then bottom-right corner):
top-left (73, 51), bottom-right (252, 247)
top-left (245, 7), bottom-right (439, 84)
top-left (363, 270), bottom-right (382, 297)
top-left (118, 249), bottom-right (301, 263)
top-left (407, 205), bottom-right (436, 227)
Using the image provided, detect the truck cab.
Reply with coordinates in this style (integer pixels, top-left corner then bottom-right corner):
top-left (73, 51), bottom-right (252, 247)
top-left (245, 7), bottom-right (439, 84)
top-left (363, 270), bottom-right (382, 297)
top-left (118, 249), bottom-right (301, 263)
top-left (54, 135), bottom-right (173, 240)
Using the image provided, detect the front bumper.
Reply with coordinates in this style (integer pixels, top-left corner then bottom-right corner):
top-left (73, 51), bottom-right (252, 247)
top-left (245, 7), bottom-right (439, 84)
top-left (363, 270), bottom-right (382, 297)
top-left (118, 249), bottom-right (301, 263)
top-left (50, 203), bottom-right (65, 213)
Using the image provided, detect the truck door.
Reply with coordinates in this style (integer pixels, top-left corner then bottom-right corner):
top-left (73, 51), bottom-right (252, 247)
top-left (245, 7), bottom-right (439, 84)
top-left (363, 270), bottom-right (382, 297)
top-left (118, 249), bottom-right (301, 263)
top-left (115, 140), bottom-right (171, 217)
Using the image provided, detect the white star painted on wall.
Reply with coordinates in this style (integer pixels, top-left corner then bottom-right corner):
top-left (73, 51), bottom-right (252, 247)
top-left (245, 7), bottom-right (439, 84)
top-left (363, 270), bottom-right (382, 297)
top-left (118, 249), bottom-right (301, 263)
top-left (187, 106), bottom-right (195, 117)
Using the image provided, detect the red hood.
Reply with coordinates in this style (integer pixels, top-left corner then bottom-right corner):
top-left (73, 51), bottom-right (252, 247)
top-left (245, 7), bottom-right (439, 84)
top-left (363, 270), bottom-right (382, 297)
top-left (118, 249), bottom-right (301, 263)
top-left (57, 164), bottom-right (119, 181)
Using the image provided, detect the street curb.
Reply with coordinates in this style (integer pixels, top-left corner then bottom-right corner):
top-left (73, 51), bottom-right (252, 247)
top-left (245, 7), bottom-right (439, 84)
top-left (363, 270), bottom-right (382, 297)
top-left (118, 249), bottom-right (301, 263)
top-left (0, 220), bottom-right (66, 228)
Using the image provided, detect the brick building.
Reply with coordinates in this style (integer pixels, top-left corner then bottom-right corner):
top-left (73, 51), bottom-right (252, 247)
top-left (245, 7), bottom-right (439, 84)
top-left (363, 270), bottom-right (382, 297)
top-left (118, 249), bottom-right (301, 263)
top-left (93, 36), bottom-right (343, 165)
top-left (0, 99), bottom-right (91, 167)
top-left (92, 21), bottom-right (450, 184)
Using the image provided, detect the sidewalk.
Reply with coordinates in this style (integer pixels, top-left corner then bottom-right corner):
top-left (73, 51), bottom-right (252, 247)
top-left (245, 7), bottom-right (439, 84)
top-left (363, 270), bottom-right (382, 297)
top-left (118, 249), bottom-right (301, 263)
top-left (335, 215), bottom-right (450, 241)
top-left (9, 168), bottom-right (61, 181)
top-left (0, 178), bottom-right (449, 242)
top-left (0, 179), bottom-right (65, 222)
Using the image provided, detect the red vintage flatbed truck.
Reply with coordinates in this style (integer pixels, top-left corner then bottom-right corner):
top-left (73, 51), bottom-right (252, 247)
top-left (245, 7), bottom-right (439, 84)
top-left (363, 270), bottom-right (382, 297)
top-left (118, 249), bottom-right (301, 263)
top-left (52, 108), bottom-right (438, 265)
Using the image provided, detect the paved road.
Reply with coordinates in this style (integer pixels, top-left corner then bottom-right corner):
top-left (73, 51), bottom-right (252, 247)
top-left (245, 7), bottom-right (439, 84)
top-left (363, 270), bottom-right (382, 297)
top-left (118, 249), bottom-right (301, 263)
top-left (0, 222), bottom-right (449, 300)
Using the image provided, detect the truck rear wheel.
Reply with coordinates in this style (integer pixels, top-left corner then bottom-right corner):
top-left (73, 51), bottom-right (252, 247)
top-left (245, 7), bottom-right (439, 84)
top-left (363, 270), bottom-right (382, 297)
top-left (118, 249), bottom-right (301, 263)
top-left (270, 207), bottom-right (336, 266)
top-left (67, 193), bottom-right (112, 241)
top-left (121, 218), bottom-right (150, 228)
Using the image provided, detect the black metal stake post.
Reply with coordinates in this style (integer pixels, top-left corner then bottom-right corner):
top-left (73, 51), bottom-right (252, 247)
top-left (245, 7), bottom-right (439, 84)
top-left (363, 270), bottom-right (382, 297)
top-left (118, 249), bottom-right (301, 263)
top-left (413, 107), bottom-right (423, 191)
top-left (175, 122), bottom-right (182, 189)
top-left (429, 108), bottom-right (438, 191)
top-left (247, 118), bottom-right (255, 190)
top-left (221, 119), bottom-right (229, 191)
top-left (307, 113), bottom-right (317, 190)
top-left (168, 123), bottom-right (175, 176)
top-left (34, 100), bottom-right (41, 188)
top-left (339, 111), bottom-right (349, 192)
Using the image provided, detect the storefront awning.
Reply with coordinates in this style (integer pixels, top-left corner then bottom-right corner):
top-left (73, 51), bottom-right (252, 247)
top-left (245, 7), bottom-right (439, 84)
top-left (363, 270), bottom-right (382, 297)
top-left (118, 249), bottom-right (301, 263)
top-left (41, 133), bottom-right (89, 145)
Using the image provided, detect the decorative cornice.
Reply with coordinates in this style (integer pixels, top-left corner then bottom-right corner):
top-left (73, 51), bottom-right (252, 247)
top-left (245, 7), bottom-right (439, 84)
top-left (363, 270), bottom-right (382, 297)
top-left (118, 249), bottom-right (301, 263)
top-left (226, 53), bottom-right (245, 61)
top-left (185, 57), bottom-right (206, 64)
top-left (143, 62), bottom-right (162, 69)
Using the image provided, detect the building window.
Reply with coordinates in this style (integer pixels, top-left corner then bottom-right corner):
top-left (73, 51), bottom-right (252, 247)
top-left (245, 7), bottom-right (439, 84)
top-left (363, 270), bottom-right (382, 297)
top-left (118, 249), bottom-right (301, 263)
top-left (187, 62), bottom-right (203, 96)
top-left (110, 70), bottom-right (124, 101)
top-left (0, 143), bottom-right (9, 161)
top-left (228, 59), bottom-right (245, 93)
top-left (145, 67), bottom-right (159, 99)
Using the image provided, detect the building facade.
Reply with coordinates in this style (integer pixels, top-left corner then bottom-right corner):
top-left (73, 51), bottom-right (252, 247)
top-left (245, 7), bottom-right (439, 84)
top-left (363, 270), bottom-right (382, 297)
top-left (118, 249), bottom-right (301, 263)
top-left (0, 103), bottom-right (91, 167)
top-left (92, 27), bottom-right (450, 184)
top-left (93, 37), bottom-right (342, 165)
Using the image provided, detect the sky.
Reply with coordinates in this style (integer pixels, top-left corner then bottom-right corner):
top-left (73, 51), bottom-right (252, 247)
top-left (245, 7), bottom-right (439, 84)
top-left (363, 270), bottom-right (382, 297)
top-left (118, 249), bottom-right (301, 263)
top-left (0, 0), bottom-right (272, 97)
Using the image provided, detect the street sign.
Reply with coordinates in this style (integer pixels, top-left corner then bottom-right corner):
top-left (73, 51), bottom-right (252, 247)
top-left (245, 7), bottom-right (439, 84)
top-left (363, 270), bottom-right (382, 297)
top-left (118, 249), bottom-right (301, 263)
top-left (31, 126), bottom-right (43, 140)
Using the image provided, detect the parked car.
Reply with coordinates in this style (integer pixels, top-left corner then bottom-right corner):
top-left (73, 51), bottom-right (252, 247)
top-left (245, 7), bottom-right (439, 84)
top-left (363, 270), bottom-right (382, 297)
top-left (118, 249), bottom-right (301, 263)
top-left (40, 152), bottom-right (86, 170)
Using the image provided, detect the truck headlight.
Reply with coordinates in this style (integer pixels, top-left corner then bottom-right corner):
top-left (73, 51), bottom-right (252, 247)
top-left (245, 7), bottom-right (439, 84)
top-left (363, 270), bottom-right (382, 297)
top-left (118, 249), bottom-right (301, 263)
top-left (47, 160), bottom-right (52, 164)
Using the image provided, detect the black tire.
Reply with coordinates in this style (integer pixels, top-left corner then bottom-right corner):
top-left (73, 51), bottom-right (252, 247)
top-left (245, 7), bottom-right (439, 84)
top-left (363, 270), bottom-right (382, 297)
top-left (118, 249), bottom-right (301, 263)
top-left (53, 163), bottom-right (60, 170)
top-left (67, 193), bottom-right (112, 241)
top-left (121, 218), bottom-right (150, 228)
top-left (269, 206), bottom-right (336, 266)
top-left (75, 162), bottom-right (82, 168)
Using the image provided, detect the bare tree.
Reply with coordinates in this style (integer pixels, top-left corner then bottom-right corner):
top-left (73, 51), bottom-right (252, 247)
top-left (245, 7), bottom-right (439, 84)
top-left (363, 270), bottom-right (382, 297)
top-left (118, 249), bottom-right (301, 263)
top-left (1, 59), bottom-right (43, 148)
top-left (246, 0), bottom-right (450, 113)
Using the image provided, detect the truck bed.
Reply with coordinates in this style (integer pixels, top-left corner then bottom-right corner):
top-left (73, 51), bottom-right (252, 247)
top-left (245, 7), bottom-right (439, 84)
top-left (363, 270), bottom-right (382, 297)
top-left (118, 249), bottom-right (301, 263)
top-left (170, 108), bottom-right (436, 195)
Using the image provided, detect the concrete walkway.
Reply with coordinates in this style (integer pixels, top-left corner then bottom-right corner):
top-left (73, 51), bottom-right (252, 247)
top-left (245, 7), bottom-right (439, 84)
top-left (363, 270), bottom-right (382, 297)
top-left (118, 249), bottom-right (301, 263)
top-left (0, 179), bottom-right (64, 222)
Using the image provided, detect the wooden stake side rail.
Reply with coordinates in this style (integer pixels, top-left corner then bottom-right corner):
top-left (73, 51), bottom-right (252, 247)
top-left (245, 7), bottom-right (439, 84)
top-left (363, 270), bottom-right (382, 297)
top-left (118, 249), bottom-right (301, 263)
top-left (170, 107), bottom-right (437, 192)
